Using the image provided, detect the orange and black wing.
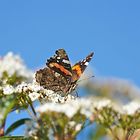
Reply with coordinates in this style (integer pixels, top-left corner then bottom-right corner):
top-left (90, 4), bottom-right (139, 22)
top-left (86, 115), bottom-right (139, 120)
top-left (46, 49), bottom-right (72, 80)
top-left (71, 52), bottom-right (94, 82)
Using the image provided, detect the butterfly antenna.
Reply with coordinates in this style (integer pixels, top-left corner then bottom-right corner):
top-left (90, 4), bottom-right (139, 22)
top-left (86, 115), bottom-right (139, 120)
top-left (77, 75), bottom-right (94, 83)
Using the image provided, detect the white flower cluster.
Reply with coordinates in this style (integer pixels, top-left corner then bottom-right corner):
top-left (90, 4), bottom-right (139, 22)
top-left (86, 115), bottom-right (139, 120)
top-left (2, 81), bottom-right (76, 103)
top-left (123, 101), bottom-right (140, 115)
top-left (0, 52), bottom-right (33, 81)
top-left (36, 97), bottom-right (140, 119)
top-left (36, 97), bottom-right (111, 118)
top-left (87, 77), bottom-right (140, 101)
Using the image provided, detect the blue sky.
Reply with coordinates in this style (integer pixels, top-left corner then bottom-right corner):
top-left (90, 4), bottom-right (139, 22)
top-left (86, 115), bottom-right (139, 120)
top-left (0, 0), bottom-right (140, 137)
top-left (0, 1), bottom-right (140, 84)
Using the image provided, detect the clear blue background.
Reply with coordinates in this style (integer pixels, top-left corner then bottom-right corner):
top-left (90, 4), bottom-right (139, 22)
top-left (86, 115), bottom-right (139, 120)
top-left (0, 0), bottom-right (140, 138)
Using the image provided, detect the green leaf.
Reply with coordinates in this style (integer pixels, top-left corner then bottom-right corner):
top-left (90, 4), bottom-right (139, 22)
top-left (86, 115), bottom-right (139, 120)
top-left (5, 118), bottom-right (32, 135)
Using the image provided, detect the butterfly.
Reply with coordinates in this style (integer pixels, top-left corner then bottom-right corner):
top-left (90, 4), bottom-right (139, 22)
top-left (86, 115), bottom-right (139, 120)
top-left (35, 49), bottom-right (94, 96)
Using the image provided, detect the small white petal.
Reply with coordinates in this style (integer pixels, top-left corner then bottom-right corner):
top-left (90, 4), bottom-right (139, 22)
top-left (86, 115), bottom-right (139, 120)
top-left (29, 92), bottom-right (40, 101)
top-left (75, 124), bottom-right (82, 131)
top-left (123, 101), bottom-right (140, 115)
top-left (3, 85), bottom-right (14, 95)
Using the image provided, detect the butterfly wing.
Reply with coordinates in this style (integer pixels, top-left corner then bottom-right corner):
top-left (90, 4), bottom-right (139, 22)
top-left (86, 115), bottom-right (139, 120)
top-left (35, 67), bottom-right (69, 93)
top-left (71, 52), bottom-right (94, 82)
top-left (46, 49), bottom-right (72, 81)
top-left (35, 50), bottom-right (94, 95)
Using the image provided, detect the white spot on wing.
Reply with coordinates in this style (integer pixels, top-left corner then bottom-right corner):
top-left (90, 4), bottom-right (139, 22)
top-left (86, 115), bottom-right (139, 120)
top-left (62, 59), bottom-right (70, 64)
top-left (83, 59), bottom-right (86, 62)
top-left (57, 57), bottom-right (61, 59)
top-left (85, 62), bottom-right (89, 66)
